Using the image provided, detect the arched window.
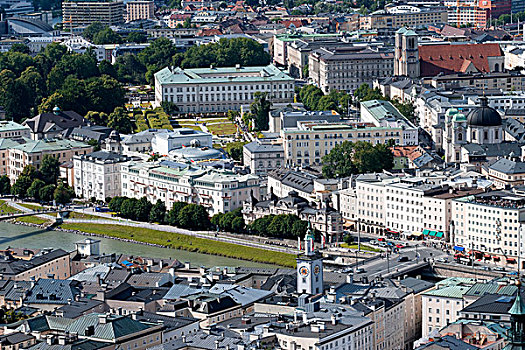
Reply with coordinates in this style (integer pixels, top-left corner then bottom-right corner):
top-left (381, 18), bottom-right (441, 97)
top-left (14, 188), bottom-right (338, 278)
top-left (494, 63), bottom-right (499, 72)
top-left (458, 133), bottom-right (463, 141)
top-left (472, 131), bottom-right (476, 140)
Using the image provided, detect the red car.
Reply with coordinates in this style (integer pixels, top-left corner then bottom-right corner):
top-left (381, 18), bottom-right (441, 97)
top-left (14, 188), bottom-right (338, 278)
top-left (395, 244), bottom-right (405, 249)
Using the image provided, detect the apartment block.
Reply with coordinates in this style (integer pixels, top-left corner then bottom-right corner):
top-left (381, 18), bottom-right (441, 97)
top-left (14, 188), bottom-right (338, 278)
top-left (62, 0), bottom-right (125, 27)
top-left (126, 0), bottom-right (154, 22)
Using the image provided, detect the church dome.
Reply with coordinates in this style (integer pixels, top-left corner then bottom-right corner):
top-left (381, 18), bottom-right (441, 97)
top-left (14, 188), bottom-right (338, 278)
top-left (466, 97), bottom-right (502, 127)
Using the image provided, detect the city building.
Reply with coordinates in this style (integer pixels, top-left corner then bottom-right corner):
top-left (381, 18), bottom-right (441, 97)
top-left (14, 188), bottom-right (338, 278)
top-left (126, 0), bottom-right (155, 22)
top-left (62, 0), bottom-right (125, 27)
top-left (0, 248), bottom-right (71, 281)
top-left (443, 97), bottom-right (504, 163)
top-left (309, 46), bottom-right (394, 93)
top-left (22, 108), bottom-right (86, 140)
top-left (394, 27), bottom-right (420, 78)
top-left (243, 138), bottom-right (285, 176)
top-left (151, 128), bottom-right (213, 155)
top-left (243, 190), bottom-right (344, 244)
top-left (359, 7), bottom-right (448, 32)
top-left (452, 189), bottom-right (525, 268)
top-left (360, 99), bottom-right (419, 145)
top-left (296, 225), bottom-right (323, 295)
top-left (121, 161), bottom-right (260, 215)
top-left (0, 120), bottom-right (30, 139)
top-left (73, 151), bottom-right (132, 202)
top-left (281, 119), bottom-right (405, 167)
top-left (154, 64), bottom-right (294, 114)
top-left (7, 138), bottom-right (93, 181)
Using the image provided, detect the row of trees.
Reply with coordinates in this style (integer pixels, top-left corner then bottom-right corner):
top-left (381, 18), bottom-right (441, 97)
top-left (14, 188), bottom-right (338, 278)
top-left (212, 209), bottom-right (310, 239)
top-left (250, 214), bottom-right (309, 239)
top-left (108, 196), bottom-right (211, 231)
top-left (83, 22), bottom-right (148, 45)
top-left (322, 141), bottom-right (394, 178)
top-left (0, 43), bottom-right (126, 121)
top-left (9, 157), bottom-right (75, 204)
top-left (298, 85), bottom-right (352, 115)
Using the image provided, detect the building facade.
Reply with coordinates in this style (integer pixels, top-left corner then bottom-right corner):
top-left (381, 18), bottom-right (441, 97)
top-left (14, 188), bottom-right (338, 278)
top-left (121, 161), bottom-right (260, 215)
top-left (154, 64), bottom-right (294, 114)
top-left (73, 151), bottom-right (131, 202)
top-left (126, 0), bottom-right (155, 22)
top-left (309, 46), bottom-right (394, 93)
top-left (62, 0), bottom-right (125, 27)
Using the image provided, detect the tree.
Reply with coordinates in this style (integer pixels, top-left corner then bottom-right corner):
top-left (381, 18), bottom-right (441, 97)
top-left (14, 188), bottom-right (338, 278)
top-left (109, 196), bottom-right (126, 213)
top-left (115, 54), bottom-right (147, 84)
top-left (166, 202), bottom-right (187, 226)
top-left (39, 184), bottom-right (56, 202)
top-left (231, 216), bottom-right (245, 232)
top-left (92, 28), bottom-right (123, 45)
top-left (135, 197), bottom-right (153, 222)
top-left (225, 141), bottom-right (247, 161)
top-left (127, 32), bottom-right (147, 43)
top-left (40, 155), bottom-right (60, 184)
top-left (219, 212), bottom-right (236, 231)
top-left (11, 176), bottom-right (33, 198)
top-left (161, 101), bottom-right (178, 115)
top-left (27, 179), bottom-right (45, 200)
top-left (0, 175), bottom-right (10, 195)
top-left (10, 44), bottom-right (30, 55)
top-left (87, 138), bottom-right (101, 151)
top-left (83, 22), bottom-right (106, 41)
top-left (149, 199), bottom-right (166, 223)
top-left (86, 75), bottom-right (126, 115)
top-left (177, 204), bottom-right (210, 230)
top-left (98, 60), bottom-right (118, 79)
top-left (120, 198), bottom-right (138, 218)
top-left (322, 141), bottom-right (394, 178)
top-left (54, 183), bottom-right (73, 204)
top-left (250, 92), bottom-right (271, 131)
top-left (138, 38), bottom-right (177, 83)
top-left (85, 111), bottom-right (108, 126)
top-left (108, 107), bottom-right (134, 134)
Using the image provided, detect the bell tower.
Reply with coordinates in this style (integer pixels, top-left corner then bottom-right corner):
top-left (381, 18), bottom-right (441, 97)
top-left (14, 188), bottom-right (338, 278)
top-left (296, 222), bottom-right (323, 295)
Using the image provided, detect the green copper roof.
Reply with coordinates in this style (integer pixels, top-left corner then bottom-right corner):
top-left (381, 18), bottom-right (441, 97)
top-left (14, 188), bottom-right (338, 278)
top-left (509, 293), bottom-right (525, 316)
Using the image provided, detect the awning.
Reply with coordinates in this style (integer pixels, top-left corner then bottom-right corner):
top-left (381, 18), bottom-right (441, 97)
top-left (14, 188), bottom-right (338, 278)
top-left (435, 232), bottom-right (444, 238)
top-left (493, 256), bottom-right (501, 261)
top-left (507, 258), bottom-right (516, 263)
top-left (412, 232), bottom-right (423, 236)
top-left (484, 254), bottom-right (491, 259)
top-left (428, 231), bottom-right (436, 237)
top-left (343, 221), bottom-right (353, 228)
top-left (453, 246), bottom-right (465, 252)
top-left (422, 229), bottom-right (430, 236)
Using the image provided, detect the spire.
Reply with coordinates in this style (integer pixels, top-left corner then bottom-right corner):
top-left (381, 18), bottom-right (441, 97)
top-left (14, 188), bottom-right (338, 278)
top-left (304, 221), bottom-right (315, 256)
top-left (506, 280), bottom-right (525, 348)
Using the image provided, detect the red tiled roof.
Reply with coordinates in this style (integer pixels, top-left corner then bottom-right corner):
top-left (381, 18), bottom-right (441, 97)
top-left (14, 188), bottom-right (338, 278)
top-left (280, 19), bottom-right (308, 28)
top-left (390, 145), bottom-right (418, 158)
top-left (198, 28), bottom-right (223, 36)
top-left (419, 43), bottom-right (503, 77)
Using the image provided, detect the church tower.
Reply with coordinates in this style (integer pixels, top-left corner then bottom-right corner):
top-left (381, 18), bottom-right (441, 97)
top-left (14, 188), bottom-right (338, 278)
top-left (444, 108), bottom-right (467, 163)
top-left (394, 27), bottom-right (420, 78)
top-left (296, 222), bottom-right (323, 295)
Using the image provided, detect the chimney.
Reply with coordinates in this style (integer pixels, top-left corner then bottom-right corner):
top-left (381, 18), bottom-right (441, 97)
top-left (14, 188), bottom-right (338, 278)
top-left (98, 314), bottom-right (108, 324)
top-left (184, 262), bottom-right (191, 269)
top-left (346, 274), bottom-right (354, 284)
top-left (331, 314), bottom-right (337, 325)
top-left (215, 340), bottom-right (220, 349)
top-left (58, 336), bottom-right (66, 346)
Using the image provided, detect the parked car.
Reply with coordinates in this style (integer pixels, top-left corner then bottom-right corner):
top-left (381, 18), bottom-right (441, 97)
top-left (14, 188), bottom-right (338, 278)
top-left (355, 268), bottom-right (366, 274)
top-left (397, 256), bottom-right (409, 262)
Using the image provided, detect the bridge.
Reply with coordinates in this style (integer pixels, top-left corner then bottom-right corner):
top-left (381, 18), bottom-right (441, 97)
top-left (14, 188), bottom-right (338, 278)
top-left (0, 209), bottom-right (70, 223)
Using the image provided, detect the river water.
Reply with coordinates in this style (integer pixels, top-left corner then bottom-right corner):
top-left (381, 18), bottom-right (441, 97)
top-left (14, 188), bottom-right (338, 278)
top-left (0, 222), bottom-right (273, 268)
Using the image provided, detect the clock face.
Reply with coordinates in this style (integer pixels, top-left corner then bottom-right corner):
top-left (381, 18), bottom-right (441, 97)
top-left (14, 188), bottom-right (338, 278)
top-left (314, 265), bottom-right (320, 275)
top-left (299, 266), bottom-right (310, 277)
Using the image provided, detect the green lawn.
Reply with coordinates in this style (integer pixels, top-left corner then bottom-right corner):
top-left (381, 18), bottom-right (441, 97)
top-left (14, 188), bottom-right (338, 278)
top-left (60, 223), bottom-right (296, 267)
top-left (17, 203), bottom-right (42, 211)
top-left (207, 123), bottom-right (237, 135)
top-left (341, 243), bottom-right (381, 252)
top-left (0, 200), bottom-right (21, 214)
top-left (15, 216), bottom-right (51, 225)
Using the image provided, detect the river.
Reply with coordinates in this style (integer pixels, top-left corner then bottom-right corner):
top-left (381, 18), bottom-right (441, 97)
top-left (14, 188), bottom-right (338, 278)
top-left (0, 222), bottom-right (273, 268)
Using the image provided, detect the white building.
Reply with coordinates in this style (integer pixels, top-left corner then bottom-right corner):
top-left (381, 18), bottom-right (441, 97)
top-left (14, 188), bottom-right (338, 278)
top-left (0, 120), bottom-right (30, 139)
top-left (121, 161), bottom-right (260, 215)
top-left (154, 64), bottom-right (294, 114)
top-left (360, 99), bottom-right (418, 146)
top-left (73, 151), bottom-right (131, 201)
top-left (452, 189), bottom-right (525, 268)
top-left (243, 138), bottom-right (285, 176)
top-left (151, 128), bottom-right (212, 155)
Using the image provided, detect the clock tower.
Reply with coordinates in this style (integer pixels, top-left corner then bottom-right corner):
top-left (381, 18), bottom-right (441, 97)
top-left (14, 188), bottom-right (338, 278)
top-left (297, 222), bottom-right (324, 295)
